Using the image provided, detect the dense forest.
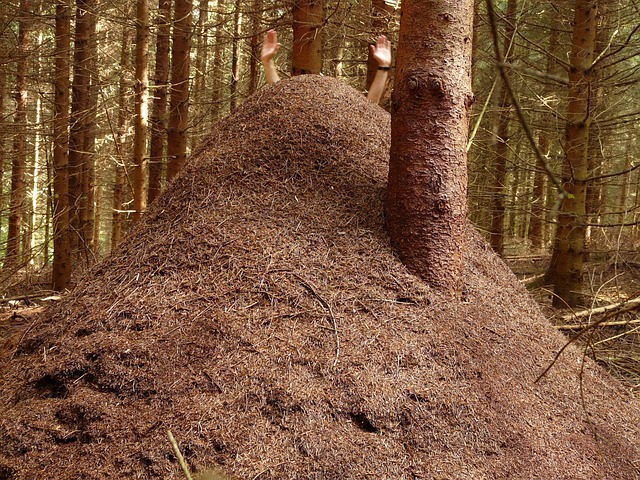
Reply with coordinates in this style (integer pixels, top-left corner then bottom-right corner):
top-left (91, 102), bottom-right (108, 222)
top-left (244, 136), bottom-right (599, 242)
top-left (0, 0), bottom-right (638, 302)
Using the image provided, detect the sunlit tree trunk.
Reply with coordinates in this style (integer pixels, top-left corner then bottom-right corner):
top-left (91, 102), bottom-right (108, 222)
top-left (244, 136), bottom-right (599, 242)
top-left (133, 0), bottom-right (150, 221)
top-left (291, 0), bottom-right (324, 75)
top-left (166, 0), bottom-right (192, 181)
top-left (229, 0), bottom-right (242, 111)
top-left (112, 21), bottom-right (133, 250)
top-left (546, 0), bottom-right (597, 307)
top-left (5, 0), bottom-right (31, 269)
top-left (148, 0), bottom-right (171, 204)
top-left (387, 0), bottom-right (474, 296)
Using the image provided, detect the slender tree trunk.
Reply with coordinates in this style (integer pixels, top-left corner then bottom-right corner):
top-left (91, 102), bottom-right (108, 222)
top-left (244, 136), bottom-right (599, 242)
top-left (489, 0), bottom-right (516, 256)
top-left (210, 0), bottom-right (226, 121)
top-left (166, 0), bottom-right (192, 181)
top-left (546, 0), bottom-right (597, 307)
top-left (229, 0), bottom-right (242, 111)
top-left (5, 0), bottom-right (31, 269)
top-left (133, 0), bottom-right (150, 220)
top-left (148, 0), bottom-right (172, 204)
top-left (190, 0), bottom-right (210, 148)
top-left (291, 0), bottom-right (324, 75)
top-left (80, 28), bottom-right (98, 261)
top-left (52, 0), bottom-right (72, 290)
top-left (248, 0), bottom-right (263, 95)
top-left (528, 25), bottom-right (559, 250)
top-left (387, 0), bottom-right (474, 296)
top-left (112, 21), bottom-right (133, 250)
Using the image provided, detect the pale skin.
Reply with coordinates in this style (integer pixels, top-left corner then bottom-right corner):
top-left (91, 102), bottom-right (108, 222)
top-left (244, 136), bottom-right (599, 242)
top-left (260, 30), bottom-right (392, 105)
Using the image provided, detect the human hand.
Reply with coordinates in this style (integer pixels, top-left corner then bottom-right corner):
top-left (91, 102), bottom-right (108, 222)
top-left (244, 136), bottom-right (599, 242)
top-left (370, 35), bottom-right (392, 68)
top-left (261, 29), bottom-right (281, 63)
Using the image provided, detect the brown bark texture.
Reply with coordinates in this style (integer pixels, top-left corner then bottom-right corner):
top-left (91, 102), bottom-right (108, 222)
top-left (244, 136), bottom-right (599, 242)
top-left (133, 0), bottom-right (150, 220)
top-left (52, 0), bottom-right (72, 290)
top-left (148, 0), bottom-right (172, 204)
top-left (5, 0), bottom-right (31, 268)
top-left (291, 0), bottom-right (324, 75)
top-left (387, 0), bottom-right (474, 296)
top-left (166, 0), bottom-right (192, 181)
top-left (68, 0), bottom-right (96, 257)
top-left (546, 0), bottom-right (597, 308)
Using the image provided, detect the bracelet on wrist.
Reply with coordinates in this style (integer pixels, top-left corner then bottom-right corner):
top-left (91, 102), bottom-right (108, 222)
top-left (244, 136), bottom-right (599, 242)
top-left (378, 66), bottom-right (391, 71)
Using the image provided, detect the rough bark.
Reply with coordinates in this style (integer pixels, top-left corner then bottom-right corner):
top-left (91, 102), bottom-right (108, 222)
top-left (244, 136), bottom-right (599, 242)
top-left (291, 0), bottom-right (324, 75)
top-left (148, 0), bottom-right (172, 204)
top-left (5, 0), bottom-right (31, 268)
top-left (387, 0), bottom-right (474, 296)
top-left (68, 0), bottom-right (95, 257)
top-left (133, 0), bottom-right (150, 220)
top-left (166, 0), bottom-right (192, 181)
top-left (546, 0), bottom-right (597, 308)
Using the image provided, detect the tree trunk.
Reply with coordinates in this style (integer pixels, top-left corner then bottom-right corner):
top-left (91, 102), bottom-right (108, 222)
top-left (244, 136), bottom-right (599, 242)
top-left (148, 0), bottom-right (172, 204)
top-left (190, 0), bottom-right (209, 150)
top-left (112, 21), bottom-right (133, 250)
top-left (229, 0), bottom-right (242, 112)
top-left (210, 0), bottom-right (226, 121)
top-left (387, 0), bottom-right (474, 296)
top-left (528, 24), bottom-right (559, 251)
top-left (291, 0), bottom-right (324, 75)
top-left (133, 0), bottom-right (150, 221)
top-left (166, 0), bottom-right (192, 181)
top-left (5, 0), bottom-right (31, 269)
top-left (489, 0), bottom-right (516, 257)
top-left (248, 0), bottom-right (263, 95)
top-left (68, 0), bottom-right (95, 258)
top-left (546, 0), bottom-right (597, 308)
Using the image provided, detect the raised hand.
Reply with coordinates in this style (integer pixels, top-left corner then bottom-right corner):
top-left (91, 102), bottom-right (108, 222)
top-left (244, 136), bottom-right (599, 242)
top-left (261, 29), bottom-right (281, 63)
top-left (370, 35), bottom-right (392, 68)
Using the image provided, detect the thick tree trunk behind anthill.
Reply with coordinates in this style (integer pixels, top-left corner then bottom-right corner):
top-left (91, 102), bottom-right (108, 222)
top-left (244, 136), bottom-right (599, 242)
top-left (545, 0), bottom-right (596, 308)
top-left (52, 0), bottom-right (71, 290)
top-left (387, 0), bottom-right (473, 297)
top-left (5, 0), bottom-right (30, 269)
top-left (166, 0), bottom-right (192, 181)
top-left (148, 0), bottom-right (171, 204)
top-left (133, 0), bottom-right (150, 220)
top-left (291, 0), bottom-right (323, 75)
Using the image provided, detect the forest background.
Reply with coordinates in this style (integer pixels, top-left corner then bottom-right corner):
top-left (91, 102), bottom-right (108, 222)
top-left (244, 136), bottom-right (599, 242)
top-left (0, 0), bottom-right (639, 382)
